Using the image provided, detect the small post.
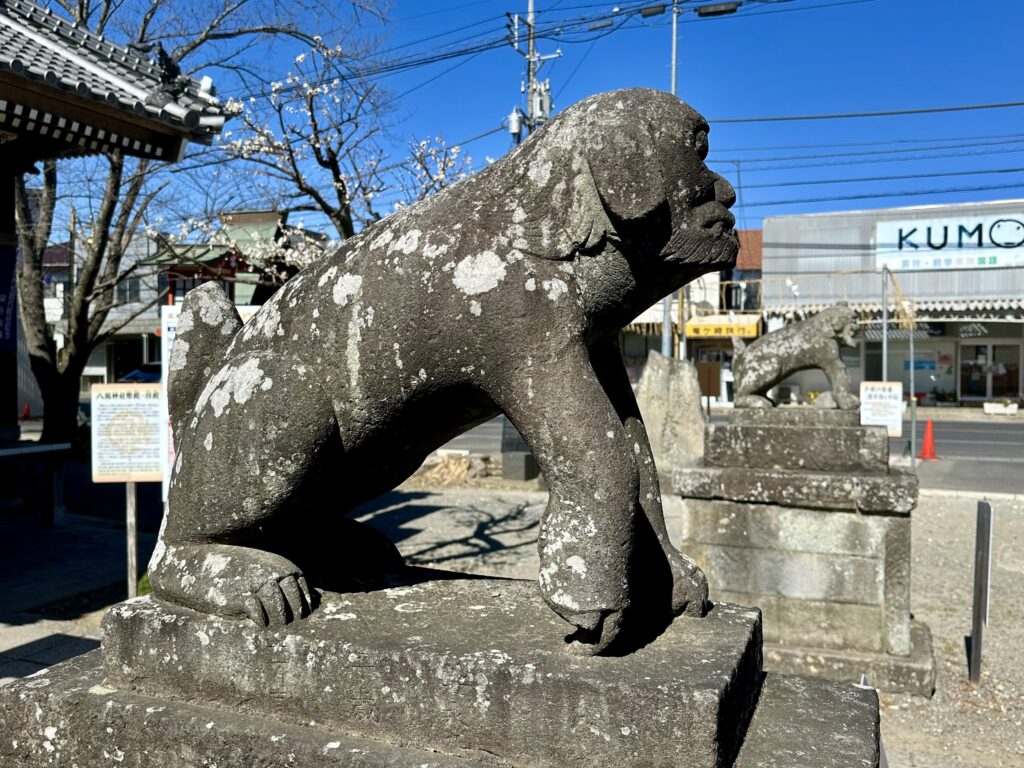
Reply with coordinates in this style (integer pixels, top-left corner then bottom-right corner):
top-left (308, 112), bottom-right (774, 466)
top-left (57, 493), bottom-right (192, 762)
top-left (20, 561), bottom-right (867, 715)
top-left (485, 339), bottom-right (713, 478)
top-left (661, 0), bottom-right (680, 360)
top-left (127, 481), bottom-right (138, 599)
top-left (881, 267), bottom-right (889, 381)
top-left (661, 295), bottom-right (673, 357)
top-left (909, 328), bottom-right (917, 472)
top-left (969, 499), bottom-right (993, 684)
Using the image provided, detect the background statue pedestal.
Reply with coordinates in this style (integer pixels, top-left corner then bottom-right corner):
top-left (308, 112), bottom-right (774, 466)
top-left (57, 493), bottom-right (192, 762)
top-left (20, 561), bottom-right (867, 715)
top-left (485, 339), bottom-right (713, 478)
top-left (0, 576), bottom-right (881, 767)
top-left (673, 407), bottom-right (936, 695)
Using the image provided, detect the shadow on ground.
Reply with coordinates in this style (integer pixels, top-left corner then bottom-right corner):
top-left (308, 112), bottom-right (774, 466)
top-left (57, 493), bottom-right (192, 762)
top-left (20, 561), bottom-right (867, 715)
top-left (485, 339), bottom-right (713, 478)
top-left (0, 634), bottom-right (99, 680)
top-left (354, 490), bottom-right (542, 569)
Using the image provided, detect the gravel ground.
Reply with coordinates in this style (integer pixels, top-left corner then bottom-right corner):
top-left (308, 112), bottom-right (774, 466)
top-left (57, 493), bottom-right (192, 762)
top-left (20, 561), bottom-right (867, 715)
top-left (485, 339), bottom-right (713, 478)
top-left (878, 492), bottom-right (1024, 768)
top-left (356, 485), bottom-right (1024, 768)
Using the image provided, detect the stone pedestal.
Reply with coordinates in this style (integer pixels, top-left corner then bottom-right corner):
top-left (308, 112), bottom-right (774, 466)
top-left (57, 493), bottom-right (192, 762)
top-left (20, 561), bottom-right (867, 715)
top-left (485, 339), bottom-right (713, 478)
top-left (1, 576), bottom-right (881, 767)
top-left (673, 407), bottom-right (936, 695)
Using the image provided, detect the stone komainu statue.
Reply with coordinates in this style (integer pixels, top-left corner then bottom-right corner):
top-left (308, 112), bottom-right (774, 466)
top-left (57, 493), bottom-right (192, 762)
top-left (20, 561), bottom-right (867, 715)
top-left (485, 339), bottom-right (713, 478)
top-left (150, 88), bottom-right (738, 655)
top-left (732, 304), bottom-right (859, 409)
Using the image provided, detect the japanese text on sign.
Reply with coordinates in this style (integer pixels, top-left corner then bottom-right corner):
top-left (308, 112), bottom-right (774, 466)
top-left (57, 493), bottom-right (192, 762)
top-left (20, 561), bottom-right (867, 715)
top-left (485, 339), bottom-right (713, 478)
top-left (859, 381), bottom-right (903, 438)
top-left (91, 383), bottom-right (163, 482)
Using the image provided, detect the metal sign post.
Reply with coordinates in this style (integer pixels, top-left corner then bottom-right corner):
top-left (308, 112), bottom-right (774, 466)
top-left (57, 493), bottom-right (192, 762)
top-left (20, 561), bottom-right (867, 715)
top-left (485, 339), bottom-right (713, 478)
top-left (909, 329), bottom-right (917, 472)
top-left (126, 482), bottom-right (138, 598)
top-left (969, 500), bottom-right (993, 684)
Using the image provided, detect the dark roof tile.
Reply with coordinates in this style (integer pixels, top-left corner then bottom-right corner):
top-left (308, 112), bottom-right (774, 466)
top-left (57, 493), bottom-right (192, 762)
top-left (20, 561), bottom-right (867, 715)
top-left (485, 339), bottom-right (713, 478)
top-left (0, 0), bottom-right (225, 139)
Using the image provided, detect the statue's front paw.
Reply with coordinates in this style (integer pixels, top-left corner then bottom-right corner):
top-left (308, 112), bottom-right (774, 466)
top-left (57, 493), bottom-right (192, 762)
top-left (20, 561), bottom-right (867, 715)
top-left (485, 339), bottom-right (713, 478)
top-left (667, 549), bottom-right (709, 618)
top-left (243, 573), bottom-right (315, 627)
top-left (837, 393), bottom-right (860, 410)
top-left (562, 608), bottom-right (626, 656)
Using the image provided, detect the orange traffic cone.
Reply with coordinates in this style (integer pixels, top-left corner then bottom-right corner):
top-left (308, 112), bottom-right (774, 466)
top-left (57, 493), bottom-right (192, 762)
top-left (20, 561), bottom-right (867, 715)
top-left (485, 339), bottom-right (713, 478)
top-left (918, 418), bottom-right (939, 461)
top-left (20, 403), bottom-right (30, 420)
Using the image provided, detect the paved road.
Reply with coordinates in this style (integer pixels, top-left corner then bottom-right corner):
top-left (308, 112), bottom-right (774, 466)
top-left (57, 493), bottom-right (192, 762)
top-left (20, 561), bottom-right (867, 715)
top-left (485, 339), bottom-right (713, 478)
top-left (892, 419), bottom-right (1024, 496)
top-left (445, 416), bottom-right (1024, 497)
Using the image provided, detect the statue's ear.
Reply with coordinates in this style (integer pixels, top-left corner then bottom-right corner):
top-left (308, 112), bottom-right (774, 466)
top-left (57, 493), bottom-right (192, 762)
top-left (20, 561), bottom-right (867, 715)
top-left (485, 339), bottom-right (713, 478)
top-left (587, 130), bottom-right (666, 225)
top-left (515, 105), bottom-right (665, 259)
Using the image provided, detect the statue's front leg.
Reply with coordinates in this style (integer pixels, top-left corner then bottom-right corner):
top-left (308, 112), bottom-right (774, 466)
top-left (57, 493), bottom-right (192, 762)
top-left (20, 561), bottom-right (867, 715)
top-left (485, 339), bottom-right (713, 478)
top-left (494, 345), bottom-right (642, 654)
top-left (823, 340), bottom-right (860, 409)
top-left (590, 340), bottom-right (708, 618)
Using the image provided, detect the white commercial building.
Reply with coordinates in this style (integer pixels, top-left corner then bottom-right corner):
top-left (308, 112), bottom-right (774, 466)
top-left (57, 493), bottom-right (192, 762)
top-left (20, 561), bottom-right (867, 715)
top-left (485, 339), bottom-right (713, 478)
top-left (762, 199), bottom-right (1024, 406)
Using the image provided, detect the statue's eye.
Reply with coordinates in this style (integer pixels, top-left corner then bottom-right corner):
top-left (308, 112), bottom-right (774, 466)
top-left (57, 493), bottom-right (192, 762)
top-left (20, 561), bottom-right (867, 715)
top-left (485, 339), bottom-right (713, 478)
top-left (695, 130), bottom-right (709, 159)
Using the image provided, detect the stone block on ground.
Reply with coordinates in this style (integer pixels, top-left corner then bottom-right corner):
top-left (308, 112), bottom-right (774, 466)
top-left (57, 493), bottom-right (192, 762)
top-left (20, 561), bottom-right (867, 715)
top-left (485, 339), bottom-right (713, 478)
top-left (672, 465), bottom-right (918, 514)
top-left (501, 451), bottom-right (539, 481)
top-left (678, 499), bottom-right (914, 659)
top-left (704, 424), bottom-right (889, 474)
top-left (729, 407), bottom-right (861, 428)
top-left (635, 351), bottom-right (706, 470)
top-left (763, 621), bottom-right (936, 696)
top-left (733, 673), bottom-right (879, 768)
top-left (101, 579), bottom-right (764, 768)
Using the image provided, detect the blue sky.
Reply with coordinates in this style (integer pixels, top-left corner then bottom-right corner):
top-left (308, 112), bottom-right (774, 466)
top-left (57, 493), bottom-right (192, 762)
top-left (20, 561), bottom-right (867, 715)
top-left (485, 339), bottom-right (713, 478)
top-left (347, 0), bottom-right (1023, 231)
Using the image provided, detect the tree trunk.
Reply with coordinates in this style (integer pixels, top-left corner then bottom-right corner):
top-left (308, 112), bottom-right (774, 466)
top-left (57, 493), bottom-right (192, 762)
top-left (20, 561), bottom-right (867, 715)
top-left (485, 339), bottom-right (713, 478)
top-left (38, 367), bottom-right (83, 445)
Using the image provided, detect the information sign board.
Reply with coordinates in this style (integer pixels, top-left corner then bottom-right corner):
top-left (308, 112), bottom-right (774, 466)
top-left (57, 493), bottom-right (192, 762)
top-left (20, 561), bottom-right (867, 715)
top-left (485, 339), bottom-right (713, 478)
top-left (91, 383), bottom-right (163, 482)
top-left (859, 381), bottom-right (903, 438)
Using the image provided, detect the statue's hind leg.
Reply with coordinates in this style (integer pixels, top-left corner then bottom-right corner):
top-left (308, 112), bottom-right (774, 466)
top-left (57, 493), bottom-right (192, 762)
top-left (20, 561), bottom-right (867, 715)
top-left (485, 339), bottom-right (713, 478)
top-left (151, 352), bottom-right (343, 626)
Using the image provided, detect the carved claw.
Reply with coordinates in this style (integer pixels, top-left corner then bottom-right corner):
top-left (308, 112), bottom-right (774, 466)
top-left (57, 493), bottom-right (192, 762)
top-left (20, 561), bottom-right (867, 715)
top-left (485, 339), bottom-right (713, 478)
top-left (245, 574), bottom-right (313, 627)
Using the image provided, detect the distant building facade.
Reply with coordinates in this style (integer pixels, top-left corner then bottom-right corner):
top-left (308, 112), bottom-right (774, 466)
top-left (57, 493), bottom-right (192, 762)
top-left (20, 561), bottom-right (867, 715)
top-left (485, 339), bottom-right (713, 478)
top-left (621, 229), bottom-right (763, 400)
top-left (762, 199), bottom-right (1024, 405)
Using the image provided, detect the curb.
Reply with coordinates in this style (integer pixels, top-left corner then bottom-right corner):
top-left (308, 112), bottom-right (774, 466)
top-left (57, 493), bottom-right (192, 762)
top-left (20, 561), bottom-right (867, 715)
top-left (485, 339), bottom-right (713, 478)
top-left (919, 488), bottom-right (1022, 503)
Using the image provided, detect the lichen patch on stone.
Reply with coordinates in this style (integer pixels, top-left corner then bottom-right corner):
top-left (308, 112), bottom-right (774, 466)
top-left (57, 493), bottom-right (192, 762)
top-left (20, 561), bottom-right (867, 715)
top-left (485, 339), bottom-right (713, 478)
top-left (452, 251), bottom-right (506, 295)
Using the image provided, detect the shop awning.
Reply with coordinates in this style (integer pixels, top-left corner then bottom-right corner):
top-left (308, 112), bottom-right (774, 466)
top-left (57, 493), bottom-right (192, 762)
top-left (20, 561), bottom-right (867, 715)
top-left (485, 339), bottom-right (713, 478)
top-left (685, 314), bottom-right (761, 338)
top-left (762, 297), bottom-right (1024, 318)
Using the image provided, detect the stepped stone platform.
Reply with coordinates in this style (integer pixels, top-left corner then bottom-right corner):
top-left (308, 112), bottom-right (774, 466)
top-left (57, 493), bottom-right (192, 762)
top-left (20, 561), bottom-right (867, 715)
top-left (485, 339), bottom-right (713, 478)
top-left (0, 576), bottom-right (881, 767)
top-left (673, 406), bottom-right (936, 695)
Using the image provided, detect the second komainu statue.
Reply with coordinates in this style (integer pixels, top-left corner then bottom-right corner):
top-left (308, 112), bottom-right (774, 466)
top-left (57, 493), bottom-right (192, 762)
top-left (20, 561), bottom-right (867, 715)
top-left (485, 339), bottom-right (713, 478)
top-left (732, 304), bottom-right (861, 409)
top-left (151, 88), bottom-right (739, 654)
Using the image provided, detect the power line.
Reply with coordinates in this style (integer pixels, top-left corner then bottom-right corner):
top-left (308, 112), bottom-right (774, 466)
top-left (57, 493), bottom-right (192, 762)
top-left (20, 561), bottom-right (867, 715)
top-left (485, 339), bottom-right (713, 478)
top-left (723, 145), bottom-right (1024, 173)
top-left (711, 131), bottom-right (1024, 154)
top-left (710, 100), bottom-right (1024, 124)
top-left (712, 137), bottom-right (1024, 164)
top-left (734, 166), bottom-right (1024, 190)
top-left (739, 181), bottom-right (1024, 208)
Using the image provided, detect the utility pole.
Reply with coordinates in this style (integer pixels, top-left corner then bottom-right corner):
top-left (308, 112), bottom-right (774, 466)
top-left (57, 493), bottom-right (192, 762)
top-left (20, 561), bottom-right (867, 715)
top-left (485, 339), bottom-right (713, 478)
top-left (882, 266), bottom-right (889, 381)
top-left (662, 0), bottom-right (680, 359)
top-left (506, 1), bottom-right (561, 144)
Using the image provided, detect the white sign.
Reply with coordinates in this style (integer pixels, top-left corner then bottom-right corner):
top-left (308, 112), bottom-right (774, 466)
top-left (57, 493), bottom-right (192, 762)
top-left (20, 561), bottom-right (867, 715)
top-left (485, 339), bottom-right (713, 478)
top-left (160, 303), bottom-right (259, 498)
top-left (91, 383), bottom-right (163, 482)
top-left (860, 381), bottom-right (904, 438)
top-left (876, 214), bottom-right (1024, 272)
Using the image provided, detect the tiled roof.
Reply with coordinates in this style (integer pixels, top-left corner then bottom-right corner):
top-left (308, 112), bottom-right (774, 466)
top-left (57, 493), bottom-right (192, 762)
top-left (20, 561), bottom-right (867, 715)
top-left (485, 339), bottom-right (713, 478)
top-left (763, 297), bottom-right (1024, 318)
top-left (736, 229), bottom-right (762, 271)
top-left (42, 242), bottom-right (70, 266)
top-left (0, 0), bottom-right (225, 140)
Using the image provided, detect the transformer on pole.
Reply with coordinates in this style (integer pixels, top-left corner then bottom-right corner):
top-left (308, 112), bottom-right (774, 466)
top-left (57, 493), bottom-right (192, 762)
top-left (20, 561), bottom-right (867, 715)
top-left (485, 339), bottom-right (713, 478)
top-left (506, 0), bottom-right (561, 142)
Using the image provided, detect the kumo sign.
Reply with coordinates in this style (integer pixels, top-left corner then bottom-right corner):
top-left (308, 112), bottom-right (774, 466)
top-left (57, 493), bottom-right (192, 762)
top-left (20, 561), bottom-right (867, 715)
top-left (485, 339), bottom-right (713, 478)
top-left (876, 214), bottom-right (1024, 271)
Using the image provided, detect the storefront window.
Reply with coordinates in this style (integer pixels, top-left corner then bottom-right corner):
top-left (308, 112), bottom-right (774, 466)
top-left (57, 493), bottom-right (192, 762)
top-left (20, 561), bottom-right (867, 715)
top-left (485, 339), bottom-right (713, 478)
top-left (960, 345), bottom-right (988, 397)
top-left (991, 345), bottom-right (1021, 399)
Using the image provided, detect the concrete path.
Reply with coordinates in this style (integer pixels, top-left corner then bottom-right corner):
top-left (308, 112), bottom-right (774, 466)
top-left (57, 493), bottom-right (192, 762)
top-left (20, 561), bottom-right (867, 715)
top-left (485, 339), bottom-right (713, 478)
top-left (0, 514), bottom-right (155, 685)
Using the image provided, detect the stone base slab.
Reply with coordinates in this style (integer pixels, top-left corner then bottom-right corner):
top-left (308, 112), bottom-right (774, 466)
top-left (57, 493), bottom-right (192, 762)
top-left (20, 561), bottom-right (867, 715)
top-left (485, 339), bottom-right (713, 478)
top-left (705, 424), bottom-right (889, 474)
top-left (763, 621), bottom-right (936, 696)
top-left (101, 581), bottom-right (763, 768)
top-left (673, 465), bottom-right (917, 514)
top-left (0, 651), bottom-right (880, 768)
top-left (729, 408), bottom-right (861, 428)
